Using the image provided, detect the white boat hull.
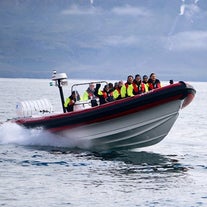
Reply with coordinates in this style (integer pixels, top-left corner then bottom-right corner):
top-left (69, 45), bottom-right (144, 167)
top-left (57, 100), bottom-right (181, 151)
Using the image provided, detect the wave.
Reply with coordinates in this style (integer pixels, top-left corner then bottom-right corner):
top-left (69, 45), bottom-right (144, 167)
top-left (0, 122), bottom-right (89, 148)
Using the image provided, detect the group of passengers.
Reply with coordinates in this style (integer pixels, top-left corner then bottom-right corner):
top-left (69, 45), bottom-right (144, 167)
top-left (64, 73), bottom-right (161, 112)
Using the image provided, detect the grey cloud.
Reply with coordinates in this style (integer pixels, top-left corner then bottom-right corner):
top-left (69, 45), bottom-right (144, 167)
top-left (61, 4), bottom-right (101, 15)
top-left (0, 0), bottom-right (207, 81)
top-left (167, 30), bottom-right (207, 51)
top-left (111, 4), bottom-right (151, 17)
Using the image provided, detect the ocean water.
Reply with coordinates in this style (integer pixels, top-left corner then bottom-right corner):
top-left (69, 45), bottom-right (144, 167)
top-left (0, 78), bottom-right (207, 207)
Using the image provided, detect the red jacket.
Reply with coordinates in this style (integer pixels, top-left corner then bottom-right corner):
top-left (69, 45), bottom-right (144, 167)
top-left (148, 79), bottom-right (161, 90)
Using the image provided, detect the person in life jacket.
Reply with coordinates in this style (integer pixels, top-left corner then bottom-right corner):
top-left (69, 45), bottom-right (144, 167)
top-left (82, 83), bottom-right (96, 101)
top-left (94, 83), bottom-right (114, 105)
top-left (121, 75), bottom-right (134, 98)
top-left (113, 80), bottom-right (123, 100)
top-left (142, 75), bottom-right (150, 92)
top-left (148, 73), bottom-right (161, 90)
top-left (108, 82), bottom-right (114, 93)
top-left (64, 91), bottom-right (77, 112)
top-left (133, 74), bottom-right (145, 95)
top-left (169, 79), bottom-right (174, 84)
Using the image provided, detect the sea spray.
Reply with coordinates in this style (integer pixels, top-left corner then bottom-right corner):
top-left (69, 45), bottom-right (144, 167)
top-left (0, 122), bottom-right (91, 149)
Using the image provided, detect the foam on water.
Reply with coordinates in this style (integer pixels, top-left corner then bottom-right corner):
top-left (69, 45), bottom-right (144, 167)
top-left (0, 122), bottom-right (90, 149)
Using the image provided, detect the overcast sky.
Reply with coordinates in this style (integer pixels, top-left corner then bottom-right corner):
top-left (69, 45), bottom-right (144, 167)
top-left (0, 0), bottom-right (207, 81)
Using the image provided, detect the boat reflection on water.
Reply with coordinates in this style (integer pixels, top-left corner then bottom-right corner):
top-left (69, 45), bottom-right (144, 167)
top-left (35, 146), bottom-right (188, 173)
top-left (93, 150), bottom-right (188, 173)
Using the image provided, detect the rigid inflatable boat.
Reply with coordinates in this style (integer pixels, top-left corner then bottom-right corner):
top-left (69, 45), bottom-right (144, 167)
top-left (13, 72), bottom-right (196, 151)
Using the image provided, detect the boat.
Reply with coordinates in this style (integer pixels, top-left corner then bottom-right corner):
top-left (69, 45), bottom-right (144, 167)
top-left (13, 71), bottom-right (196, 151)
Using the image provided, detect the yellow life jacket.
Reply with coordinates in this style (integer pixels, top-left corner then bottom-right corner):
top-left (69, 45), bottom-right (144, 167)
top-left (121, 83), bottom-right (134, 98)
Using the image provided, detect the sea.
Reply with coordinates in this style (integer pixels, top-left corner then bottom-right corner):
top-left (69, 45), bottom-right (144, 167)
top-left (0, 78), bottom-right (206, 207)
